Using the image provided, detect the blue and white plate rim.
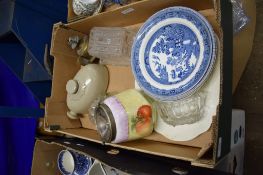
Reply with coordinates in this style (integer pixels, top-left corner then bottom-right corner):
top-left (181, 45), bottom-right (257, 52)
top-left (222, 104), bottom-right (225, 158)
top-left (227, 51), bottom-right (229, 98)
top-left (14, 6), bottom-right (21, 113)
top-left (131, 6), bottom-right (217, 101)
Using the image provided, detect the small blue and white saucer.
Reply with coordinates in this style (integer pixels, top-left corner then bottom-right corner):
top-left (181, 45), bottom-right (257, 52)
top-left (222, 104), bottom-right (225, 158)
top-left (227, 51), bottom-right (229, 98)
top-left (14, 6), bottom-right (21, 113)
top-left (131, 7), bottom-right (217, 101)
top-left (58, 150), bottom-right (92, 175)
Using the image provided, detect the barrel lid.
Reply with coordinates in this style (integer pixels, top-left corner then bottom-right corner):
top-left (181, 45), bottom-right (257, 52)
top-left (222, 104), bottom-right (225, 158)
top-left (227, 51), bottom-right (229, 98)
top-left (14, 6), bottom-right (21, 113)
top-left (95, 103), bottom-right (116, 143)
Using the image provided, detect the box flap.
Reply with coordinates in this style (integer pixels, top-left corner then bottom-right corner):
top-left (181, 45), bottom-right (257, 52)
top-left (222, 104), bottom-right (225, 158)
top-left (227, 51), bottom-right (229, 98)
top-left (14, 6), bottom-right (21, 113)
top-left (46, 98), bottom-right (81, 129)
top-left (232, 0), bottom-right (256, 92)
top-left (67, 0), bottom-right (214, 33)
top-left (58, 128), bottom-right (201, 161)
top-left (145, 127), bottom-right (213, 149)
top-left (35, 137), bottom-right (224, 175)
top-left (31, 140), bottom-right (62, 175)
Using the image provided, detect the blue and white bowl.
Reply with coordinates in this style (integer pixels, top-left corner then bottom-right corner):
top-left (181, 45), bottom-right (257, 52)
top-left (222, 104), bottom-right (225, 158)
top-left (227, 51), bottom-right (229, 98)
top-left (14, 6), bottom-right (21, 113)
top-left (58, 150), bottom-right (92, 175)
top-left (131, 7), bottom-right (217, 101)
top-left (112, 0), bottom-right (128, 4)
top-left (105, 0), bottom-right (128, 5)
top-left (72, 0), bottom-right (104, 16)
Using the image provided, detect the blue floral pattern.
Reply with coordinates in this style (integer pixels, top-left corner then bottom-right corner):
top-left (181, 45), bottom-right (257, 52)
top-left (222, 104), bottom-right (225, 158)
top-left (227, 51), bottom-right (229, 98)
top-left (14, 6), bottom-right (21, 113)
top-left (131, 7), bottom-right (216, 101)
top-left (58, 151), bottom-right (72, 175)
top-left (73, 151), bottom-right (91, 175)
top-left (58, 150), bottom-right (92, 175)
top-left (145, 24), bottom-right (200, 85)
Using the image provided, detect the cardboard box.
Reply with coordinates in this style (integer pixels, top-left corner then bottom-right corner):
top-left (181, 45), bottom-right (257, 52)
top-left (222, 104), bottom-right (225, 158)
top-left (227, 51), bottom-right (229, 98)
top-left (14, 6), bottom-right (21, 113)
top-left (232, 0), bottom-right (256, 93)
top-left (216, 110), bottom-right (245, 175)
top-left (31, 138), bottom-right (231, 175)
top-left (31, 139), bottom-right (62, 175)
top-left (33, 111), bottom-right (244, 175)
top-left (68, 0), bottom-right (148, 22)
top-left (44, 0), bottom-right (251, 168)
top-left (31, 139), bottom-right (130, 175)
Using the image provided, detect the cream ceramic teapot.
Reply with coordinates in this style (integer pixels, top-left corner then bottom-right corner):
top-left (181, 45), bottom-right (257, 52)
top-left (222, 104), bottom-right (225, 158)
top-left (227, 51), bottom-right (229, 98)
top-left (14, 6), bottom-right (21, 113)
top-left (66, 64), bottom-right (109, 119)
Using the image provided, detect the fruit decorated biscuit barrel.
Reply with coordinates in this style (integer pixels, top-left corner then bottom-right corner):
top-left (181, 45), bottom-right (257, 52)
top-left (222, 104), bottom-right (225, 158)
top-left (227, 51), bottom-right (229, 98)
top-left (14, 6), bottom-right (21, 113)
top-left (94, 89), bottom-right (153, 143)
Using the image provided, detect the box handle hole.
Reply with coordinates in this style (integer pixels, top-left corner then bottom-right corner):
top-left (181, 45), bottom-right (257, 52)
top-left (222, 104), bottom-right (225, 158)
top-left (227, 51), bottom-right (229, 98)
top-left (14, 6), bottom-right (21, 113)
top-left (107, 149), bottom-right (120, 155)
top-left (171, 167), bottom-right (188, 175)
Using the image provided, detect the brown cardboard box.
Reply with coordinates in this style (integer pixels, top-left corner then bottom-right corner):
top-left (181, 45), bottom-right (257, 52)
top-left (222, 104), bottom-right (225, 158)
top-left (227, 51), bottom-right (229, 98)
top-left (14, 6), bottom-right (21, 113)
top-left (31, 140), bottom-right (62, 175)
top-left (68, 0), bottom-right (152, 22)
top-left (232, 0), bottom-right (256, 93)
top-left (32, 138), bottom-right (232, 175)
top-left (44, 0), bottom-right (255, 168)
top-left (31, 139), bottom-right (131, 175)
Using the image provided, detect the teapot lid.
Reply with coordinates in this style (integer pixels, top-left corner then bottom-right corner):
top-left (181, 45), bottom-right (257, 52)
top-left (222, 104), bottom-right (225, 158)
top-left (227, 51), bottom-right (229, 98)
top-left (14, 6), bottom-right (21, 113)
top-left (66, 80), bottom-right (79, 94)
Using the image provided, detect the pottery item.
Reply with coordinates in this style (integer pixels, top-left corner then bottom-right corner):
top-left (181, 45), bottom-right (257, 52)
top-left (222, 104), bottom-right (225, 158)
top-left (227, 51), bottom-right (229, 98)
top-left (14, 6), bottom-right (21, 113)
top-left (94, 89), bottom-right (153, 143)
top-left (66, 64), bottom-right (109, 119)
top-left (57, 150), bottom-right (92, 175)
top-left (88, 27), bottom-right (135, 66)
top-left (72, 0), bottom-right (104, 16)
top-left (88, 160), bottom-right (106, 175)
top-left (131, 7), bottom-right (217, 101)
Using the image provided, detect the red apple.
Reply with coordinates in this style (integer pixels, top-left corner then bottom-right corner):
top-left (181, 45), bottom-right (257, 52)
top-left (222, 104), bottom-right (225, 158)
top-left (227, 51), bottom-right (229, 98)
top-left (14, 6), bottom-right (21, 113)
top-left (135, 105), bottom-right (152, 134)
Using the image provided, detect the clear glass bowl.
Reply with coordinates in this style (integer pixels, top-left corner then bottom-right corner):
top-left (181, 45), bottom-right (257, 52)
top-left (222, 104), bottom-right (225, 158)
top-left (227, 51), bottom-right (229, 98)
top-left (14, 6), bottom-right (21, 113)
top-left (153, 92), bottom-right (206, 126)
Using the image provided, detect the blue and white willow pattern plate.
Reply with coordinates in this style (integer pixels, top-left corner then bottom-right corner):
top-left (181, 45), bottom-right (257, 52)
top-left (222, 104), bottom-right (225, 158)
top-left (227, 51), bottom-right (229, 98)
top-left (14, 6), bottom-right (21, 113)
top-left (131, 7), bottom-right (216, 101)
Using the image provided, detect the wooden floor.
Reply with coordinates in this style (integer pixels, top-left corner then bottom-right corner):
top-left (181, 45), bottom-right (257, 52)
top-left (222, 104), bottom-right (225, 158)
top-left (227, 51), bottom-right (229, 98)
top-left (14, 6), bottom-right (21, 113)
top-left (233, 0), bottom-right (263, 174)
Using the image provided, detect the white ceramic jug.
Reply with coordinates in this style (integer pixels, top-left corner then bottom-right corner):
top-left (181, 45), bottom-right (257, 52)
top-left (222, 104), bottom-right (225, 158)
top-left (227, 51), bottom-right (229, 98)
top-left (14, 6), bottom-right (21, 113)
top-left (66, 64), bottom-right (109, 119)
